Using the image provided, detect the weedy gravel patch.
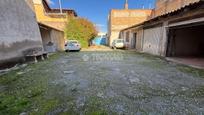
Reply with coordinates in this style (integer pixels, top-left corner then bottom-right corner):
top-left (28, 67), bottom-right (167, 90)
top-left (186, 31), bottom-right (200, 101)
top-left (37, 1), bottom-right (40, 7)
top-left (0, 53), bottom-right (64, 115)
top-left (1, 51), bottom-right (204, 115)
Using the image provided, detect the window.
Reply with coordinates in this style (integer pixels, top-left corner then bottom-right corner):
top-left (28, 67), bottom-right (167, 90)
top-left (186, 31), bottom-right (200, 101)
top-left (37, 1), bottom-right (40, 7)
top-left (126, 31), bottom-right (130, 42)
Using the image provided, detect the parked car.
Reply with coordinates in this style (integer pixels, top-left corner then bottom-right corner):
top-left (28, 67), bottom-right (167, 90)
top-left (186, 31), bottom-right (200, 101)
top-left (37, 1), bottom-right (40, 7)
top-left (65, 40), bottom-right (81, 52)
top-left (112, 39), bottom-right (125, 49)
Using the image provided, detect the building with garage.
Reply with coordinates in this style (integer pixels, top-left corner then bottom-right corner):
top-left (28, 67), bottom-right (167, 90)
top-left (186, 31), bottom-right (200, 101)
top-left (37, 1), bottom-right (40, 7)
top-left (120, 24), bottom-right (144, 51)
top-left (33, 0), bottom-right (77, 52)
top-left (107, 0), bottom-right (152, 47)
top-left (120, 0), bottom-right (204, 68)
top-left (0, 0), bottom-right (43, 68)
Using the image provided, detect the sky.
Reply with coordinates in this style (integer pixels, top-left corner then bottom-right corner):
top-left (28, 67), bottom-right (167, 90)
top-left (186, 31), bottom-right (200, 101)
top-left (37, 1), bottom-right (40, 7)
top-left (48, 0), bottom-right (156, 33)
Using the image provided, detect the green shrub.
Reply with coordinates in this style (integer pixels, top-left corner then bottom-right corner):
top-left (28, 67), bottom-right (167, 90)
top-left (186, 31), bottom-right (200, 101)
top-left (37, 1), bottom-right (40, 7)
top-left (65, 17), bottom-right (98, 48)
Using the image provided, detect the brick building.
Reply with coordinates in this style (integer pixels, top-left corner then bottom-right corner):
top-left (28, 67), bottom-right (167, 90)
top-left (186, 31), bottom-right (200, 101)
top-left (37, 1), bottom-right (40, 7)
top-left (120, 0), bottom-right (204, 68)
top-left (107, 1), bottom-right (152, 47)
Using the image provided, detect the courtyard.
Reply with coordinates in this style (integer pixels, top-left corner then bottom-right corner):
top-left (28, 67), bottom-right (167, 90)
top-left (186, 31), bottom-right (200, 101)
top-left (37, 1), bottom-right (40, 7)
top-left (0, 51), bottom-right (204, 115)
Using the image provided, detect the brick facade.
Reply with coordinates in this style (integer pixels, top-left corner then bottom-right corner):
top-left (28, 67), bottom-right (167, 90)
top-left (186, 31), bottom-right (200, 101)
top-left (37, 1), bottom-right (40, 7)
top-left (108, 9), bottom-right (152, 46)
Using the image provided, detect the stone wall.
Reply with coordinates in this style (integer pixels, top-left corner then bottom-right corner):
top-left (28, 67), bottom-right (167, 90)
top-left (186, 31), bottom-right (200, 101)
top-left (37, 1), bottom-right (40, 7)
top-left (0, 0), bottom-right (43, 67)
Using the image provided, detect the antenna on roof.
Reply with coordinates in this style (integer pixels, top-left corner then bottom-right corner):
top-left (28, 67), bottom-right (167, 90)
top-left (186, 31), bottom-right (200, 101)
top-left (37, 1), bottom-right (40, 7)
top-left (58, 0), bottom-right (63, 14)
top-left (124, 0), bottom-right (128, 9)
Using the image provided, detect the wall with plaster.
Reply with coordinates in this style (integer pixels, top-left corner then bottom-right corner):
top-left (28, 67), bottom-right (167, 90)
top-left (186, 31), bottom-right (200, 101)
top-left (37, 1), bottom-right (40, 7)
top-left (0, 0), bottom-right (43, 66)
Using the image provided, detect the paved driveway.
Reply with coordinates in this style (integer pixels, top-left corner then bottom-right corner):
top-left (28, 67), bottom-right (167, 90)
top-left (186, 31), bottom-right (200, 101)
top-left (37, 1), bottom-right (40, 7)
top-left (1, 51), bottom-right (204, 115)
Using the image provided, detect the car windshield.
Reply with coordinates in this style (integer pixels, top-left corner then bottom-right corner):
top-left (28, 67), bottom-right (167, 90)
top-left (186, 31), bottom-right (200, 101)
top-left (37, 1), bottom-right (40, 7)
top-left (69, 41), bottom-right (78, 44)
top-left (116, 39), bottom-right (124, 43)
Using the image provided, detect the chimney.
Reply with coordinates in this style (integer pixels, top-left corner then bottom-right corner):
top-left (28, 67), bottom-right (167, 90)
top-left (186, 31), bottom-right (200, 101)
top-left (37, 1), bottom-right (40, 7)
top-left (124, 0), bottom-right (128, 9)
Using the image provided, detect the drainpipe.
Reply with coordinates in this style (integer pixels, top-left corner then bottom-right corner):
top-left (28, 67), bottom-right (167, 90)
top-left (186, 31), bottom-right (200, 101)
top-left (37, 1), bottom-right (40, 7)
top-left (59, 0), bottom-right (62, 14)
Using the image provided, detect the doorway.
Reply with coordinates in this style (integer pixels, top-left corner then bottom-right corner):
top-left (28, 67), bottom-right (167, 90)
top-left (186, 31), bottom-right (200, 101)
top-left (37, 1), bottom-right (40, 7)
top-left (131, 33), bottom-right (137, 49)
top-left (166, 23), bottom-right (204, 68)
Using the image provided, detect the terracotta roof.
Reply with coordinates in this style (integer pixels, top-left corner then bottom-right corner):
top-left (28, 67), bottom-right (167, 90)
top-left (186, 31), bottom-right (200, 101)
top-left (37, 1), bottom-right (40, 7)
top-left (122, 0), bottom-right (204, 31)
top-left (152, 0), bottom-right (201, 18)
top-left (42, 0), bottom-right (77, 17)
top-left (146, 0), bottom-right (203, 22)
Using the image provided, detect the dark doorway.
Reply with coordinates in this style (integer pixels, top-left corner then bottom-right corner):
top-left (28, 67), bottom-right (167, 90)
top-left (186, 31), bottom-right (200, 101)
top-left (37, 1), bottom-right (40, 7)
top-left (132, 33), bottom-right (137, 49)
top-left (167, 24), bottom-right (204, 57)
top-left (166, 23), bottom-right (204, 68)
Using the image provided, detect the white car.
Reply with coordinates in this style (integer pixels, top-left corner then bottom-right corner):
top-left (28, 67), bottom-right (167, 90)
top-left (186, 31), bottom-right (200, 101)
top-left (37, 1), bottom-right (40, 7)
top-left (65, 40), bottom-right (81, 52)
top-left (112, 39), bottom-right (125, 49)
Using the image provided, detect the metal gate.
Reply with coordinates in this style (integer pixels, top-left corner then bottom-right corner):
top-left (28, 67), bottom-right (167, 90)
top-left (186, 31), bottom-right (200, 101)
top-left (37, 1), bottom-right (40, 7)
top-left (143, 27), bottom-right (162, 55)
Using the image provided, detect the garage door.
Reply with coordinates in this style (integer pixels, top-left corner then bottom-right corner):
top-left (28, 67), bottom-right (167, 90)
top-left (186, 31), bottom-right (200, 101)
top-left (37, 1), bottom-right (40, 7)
top-left (143, 27), bottom-right (162, 55)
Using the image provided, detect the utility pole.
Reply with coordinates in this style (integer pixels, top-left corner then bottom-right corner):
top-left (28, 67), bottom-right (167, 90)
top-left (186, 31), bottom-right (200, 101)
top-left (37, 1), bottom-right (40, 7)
top-left (125, 0), bottom-right (128, 9)
top-left (58, 0), bottom-right (63, 14)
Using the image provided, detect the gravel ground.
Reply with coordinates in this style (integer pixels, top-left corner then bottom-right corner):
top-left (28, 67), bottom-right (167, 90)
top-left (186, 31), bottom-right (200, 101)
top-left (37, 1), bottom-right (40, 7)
top-left (1, 51), bottom-right (204, 115)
